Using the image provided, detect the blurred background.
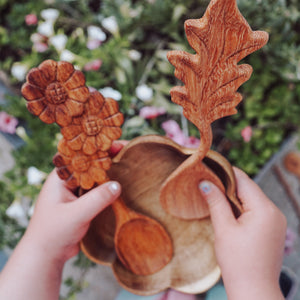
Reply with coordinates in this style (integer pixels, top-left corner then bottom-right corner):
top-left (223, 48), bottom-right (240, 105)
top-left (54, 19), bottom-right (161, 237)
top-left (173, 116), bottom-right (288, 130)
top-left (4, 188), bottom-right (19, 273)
top-left (0, 0), bottom-right (299, 298)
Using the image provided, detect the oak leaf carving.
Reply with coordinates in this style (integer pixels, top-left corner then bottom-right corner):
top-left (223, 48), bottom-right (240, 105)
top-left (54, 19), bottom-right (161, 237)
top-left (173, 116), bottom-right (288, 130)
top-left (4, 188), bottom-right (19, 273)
top-left (167, 0), bottom-right (269, 136)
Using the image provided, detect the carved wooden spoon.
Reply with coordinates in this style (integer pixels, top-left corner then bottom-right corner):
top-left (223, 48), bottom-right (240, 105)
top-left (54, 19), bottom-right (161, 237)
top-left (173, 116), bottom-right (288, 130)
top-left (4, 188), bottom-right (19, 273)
top-left (111, 196), bottom-right (173, 275)
top-left (160, 0), bottom-right (268, 220)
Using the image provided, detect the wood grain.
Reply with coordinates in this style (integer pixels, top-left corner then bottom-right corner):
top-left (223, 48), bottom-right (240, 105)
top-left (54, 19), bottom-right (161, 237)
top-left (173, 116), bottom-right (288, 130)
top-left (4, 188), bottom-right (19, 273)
top-left (161, 0), bottom-right (268, 219)
top-left (81, 135), bottom-right (243, 294)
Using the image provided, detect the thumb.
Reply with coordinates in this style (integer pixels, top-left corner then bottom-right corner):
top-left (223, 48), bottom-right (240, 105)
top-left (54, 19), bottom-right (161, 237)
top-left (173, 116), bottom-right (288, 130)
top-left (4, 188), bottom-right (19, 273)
top-left (199, 181), bottom-right (236, 232)
top-left (70, 181), bottom-right (121, 224)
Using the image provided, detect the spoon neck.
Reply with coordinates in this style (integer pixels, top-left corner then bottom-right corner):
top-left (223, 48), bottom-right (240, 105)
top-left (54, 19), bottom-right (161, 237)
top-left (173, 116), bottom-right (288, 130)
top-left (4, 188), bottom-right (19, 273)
top-left (198, 125), bottom-right (213, 159)
top-left (112, 197), bottom-right (132, 225)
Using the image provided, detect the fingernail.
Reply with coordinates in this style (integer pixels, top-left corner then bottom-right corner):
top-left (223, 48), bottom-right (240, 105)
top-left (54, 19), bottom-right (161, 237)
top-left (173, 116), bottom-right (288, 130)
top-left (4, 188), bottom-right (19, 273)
top-left (108, 181), bottom-right (120, 195)
top-left (199, 181), bottom-right (211, 195)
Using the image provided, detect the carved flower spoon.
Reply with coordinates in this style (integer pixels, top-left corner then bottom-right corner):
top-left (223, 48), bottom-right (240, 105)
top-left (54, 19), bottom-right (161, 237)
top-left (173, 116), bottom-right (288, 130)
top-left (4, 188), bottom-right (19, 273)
top-left (160, 0), bottom-right (269, 220)
top-left (21, 61), bottom-right (173, 276)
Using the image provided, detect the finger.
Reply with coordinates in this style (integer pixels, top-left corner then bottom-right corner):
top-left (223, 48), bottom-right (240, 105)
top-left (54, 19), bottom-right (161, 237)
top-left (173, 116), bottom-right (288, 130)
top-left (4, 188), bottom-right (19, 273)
top-left (109, 140), bottom-right (129, 157)
top-left (199, 180), bottom-right (236, 233)
top-left (233, 167), bottom-right (271, 212)
top-left (69, 181), bottom-right (121, 223)
top-left (37, 170), bottom-right (75, 204)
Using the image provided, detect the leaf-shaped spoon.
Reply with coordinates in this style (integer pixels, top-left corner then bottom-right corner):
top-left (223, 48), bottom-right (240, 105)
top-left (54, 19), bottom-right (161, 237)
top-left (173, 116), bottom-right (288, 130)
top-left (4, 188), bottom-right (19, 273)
top-left (160, 0), bottom-right (269, 219)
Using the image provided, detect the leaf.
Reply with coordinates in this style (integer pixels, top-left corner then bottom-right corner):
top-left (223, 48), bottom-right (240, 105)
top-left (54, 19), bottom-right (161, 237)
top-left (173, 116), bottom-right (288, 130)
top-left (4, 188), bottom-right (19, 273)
top-left (167, 0), bottom-right (269, 135)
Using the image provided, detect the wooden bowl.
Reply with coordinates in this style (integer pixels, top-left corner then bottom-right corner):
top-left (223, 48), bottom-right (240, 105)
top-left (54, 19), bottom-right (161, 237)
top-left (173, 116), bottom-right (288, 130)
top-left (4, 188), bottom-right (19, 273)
top-left (81, 135), bottom-right (241, 295)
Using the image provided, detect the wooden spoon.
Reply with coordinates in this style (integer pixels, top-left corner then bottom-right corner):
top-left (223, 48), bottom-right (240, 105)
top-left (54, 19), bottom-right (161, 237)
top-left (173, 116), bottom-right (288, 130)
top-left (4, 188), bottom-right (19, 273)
top-left (160, 0), bottom-right (268, 220)
top-left (112, 196), bottom-right (173, 276)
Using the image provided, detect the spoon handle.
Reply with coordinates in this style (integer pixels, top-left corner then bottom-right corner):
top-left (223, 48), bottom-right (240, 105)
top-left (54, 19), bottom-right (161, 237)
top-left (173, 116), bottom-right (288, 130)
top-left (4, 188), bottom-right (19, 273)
top-left (111, 197), bottom-right (135, 227)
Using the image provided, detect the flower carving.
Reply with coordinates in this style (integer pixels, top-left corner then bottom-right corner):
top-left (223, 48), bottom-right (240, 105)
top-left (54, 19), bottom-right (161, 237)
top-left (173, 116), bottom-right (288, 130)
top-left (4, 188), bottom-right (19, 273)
top-left (61, 90), bottom-right (124, 155)
top-left (53, 139), bottom-right (112, 190)
top-left (21, 60), bottom-right (89, 127)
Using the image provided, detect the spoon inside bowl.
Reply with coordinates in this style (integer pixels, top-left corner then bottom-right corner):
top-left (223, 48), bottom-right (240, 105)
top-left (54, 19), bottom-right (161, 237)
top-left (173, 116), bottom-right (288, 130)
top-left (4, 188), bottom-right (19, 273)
top-left (111, 196), bottom-right (173, 276)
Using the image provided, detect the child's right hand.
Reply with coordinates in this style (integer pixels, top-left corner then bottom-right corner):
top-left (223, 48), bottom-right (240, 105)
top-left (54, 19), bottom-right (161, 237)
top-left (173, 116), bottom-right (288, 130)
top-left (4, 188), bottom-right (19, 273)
top-left (199, 167), bottom-right (287, 300)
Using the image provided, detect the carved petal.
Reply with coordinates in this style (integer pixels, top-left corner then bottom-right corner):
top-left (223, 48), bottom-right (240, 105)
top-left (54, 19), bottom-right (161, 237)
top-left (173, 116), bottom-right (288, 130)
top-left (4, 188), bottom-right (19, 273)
top-left (98, 98), bottom-right (120, 119)
top-left (57, 139), bottom-right (75, 157)
top-left (56, 166), bottom-right (73, 180)
top-left (53, 153), bottom-right (68, 167)
top-left (80, 172), bottom-right (94, 190)
top-left (92, 156), bottom-right (112, 170)
top-left (102, 113), bottom-right (124, 127)
top-left (26, 100), bottom-right (47, 116)
top-left (21, 83), bottom-right (45, 101)
top-left (68, 86), bottom-right (89, 103)
top-left (66, 175), bottom-right (79, 189)
top-left (82, 136), bottom-right (97, 155)
top-left (61, 124), bottom-right (82, 140)
top-left (64, 70), bottom-right (86, 90)
top-left (89, 166), bottom-right (107, 184)
top-left (67, 133), bottom-right (85, 151)
top-left (39, 105), bottom-right (56, 124)
top-left (96, 133), bottom-right (112, 151)
top-left (39, 60), bottom-right (57, 83)
top-left (64, 99), bottom-right (84, 117)
top-left (26, 68), bottom-right (48, 88)
top-left (55, 104), bottom-right (72, 127)
top-left (57, 61), bottom-right (75, 83)
top-left (101, 127), bottom-right (122, 141)
top-left (87, 91), bottom-right (105, 114)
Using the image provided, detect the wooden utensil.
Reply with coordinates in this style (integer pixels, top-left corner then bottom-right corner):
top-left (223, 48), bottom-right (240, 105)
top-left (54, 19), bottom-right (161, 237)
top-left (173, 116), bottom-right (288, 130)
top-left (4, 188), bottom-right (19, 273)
top-left (22, 67), bottom-right (173, 276)
top-left (160, 0), bottom-right (269, 220)
top-left (112, 196), bottom-right (173, 275)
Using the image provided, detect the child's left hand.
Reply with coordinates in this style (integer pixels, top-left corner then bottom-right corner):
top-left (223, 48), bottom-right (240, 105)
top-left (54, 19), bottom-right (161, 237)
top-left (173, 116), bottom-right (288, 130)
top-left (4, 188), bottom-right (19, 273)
top-left (26, 170), bottom-right (121, 263)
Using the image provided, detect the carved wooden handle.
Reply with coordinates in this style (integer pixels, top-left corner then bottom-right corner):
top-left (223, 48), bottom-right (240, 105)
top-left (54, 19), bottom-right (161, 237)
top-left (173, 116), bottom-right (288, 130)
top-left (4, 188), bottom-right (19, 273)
top-left (167, 0), bottom-right (269, 159)
top-left (22, 60), bottom-right (124, 190)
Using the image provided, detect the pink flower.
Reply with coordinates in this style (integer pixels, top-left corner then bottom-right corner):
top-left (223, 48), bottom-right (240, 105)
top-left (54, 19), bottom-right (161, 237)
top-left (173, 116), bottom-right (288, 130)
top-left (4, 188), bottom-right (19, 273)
top-left (25, 14), bottom-right (38, 26)
top-left (162, 120), bottom-right (200, 148)
top-left (139, 106), bottom-right (166, 119)
top-left (284, 228), bottom-right (297, 256)
top-left (184, 136), bottom-right (200, 148)
top-left (0, 111), bottom-right (18, 134)
top-left (33, 42), bottom-right (49, 53)
top-left (87, 39), bottom-right (101, 50)
top-left (241, 126), bottom-right (252, 142)
top-left (84, 59), bottom-right (102, 71)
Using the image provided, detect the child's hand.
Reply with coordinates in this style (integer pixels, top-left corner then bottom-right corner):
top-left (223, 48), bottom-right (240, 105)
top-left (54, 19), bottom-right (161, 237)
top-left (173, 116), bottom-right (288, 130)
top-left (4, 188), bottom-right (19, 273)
top-left (26, 170), bottom-right (121, 264)
top-left (199, 167), bottom-right (286, 300)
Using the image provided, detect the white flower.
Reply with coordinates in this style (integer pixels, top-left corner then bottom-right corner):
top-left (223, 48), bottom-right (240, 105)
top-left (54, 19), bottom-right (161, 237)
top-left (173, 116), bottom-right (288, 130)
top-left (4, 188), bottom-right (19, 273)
top-left (87, 25), bottom-right (107, 42)
top-left (101, 16), bottom-right (119, 35)
top-left (41, 8), bottom-right (59, 22)
top-left (27, 166), bottom-right (47, 185)
top-left (37, 20), bottom-right (54, 37)
top-left (60, 49), bottom-right (76, 62)
top-left (128, 49), bottom-right (142, 61)
top-left (99, 87), bottom-right (122, 101)
top-left (16, 126), bottom-right (28, 140)
top-left (11, 63), bottom-right (28, 81)
top-left (6, 201), bottom-right (28, 227)
top-left (30, 33), bottom-right (44, 43)
top-left (136, 84), bottom-right (153, 102)
top-left (49, 34), bottom-right (68, 52)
